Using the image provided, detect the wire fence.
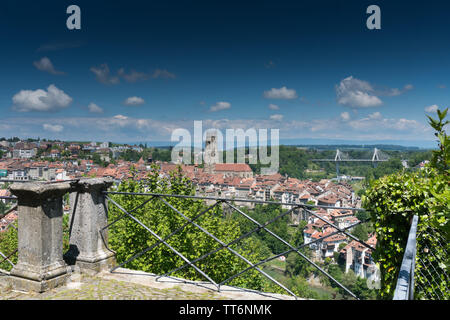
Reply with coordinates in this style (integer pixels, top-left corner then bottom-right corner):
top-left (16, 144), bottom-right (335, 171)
top-left (103, 191), bottom-right (375, 300)
top-left (1, 180), bottom-right (447, 299)
top-left (415, 225), bottom-right (449, 300)
top-left (0, 201), bottom-right (18, 274)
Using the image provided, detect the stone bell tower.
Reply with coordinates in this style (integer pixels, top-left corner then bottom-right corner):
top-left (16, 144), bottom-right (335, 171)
top-left (204, 131), bottom-right (219, 174)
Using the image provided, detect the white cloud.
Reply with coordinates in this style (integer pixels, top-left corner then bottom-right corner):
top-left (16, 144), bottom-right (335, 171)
top-left (210, 101), bottom-right (231, 112)
top-left (152, 69), bottom-right (176, 79)
top-left (43, 123), bottom-right (63, 133)
top-left (12, 84), bottom-right (72, 112)
top-left (336, 77), bottom-right (413, 108)
top-left (91, 65), bottom-right (175, 84)
top-left (268, 104), bottom-right (279, 110)
top-left (88, 103), bottom-right (104, 113)
top-left (382, 84), bottom-right (413, 96)
top-left (425, 104), bottom-right (439, 113)
top-left (340, 112), bottom-right (350, 121)
top-left (336, 76), bottom-right (382, 108)
top-left (269, 114), bottom-right (284, 121)
top-left (264, 86), bottom-right (298, 99)
top-left (33, 57), bottom-right (65, 75)
top-left (347, 112), bottom-right (425, 133)
top-left (0, 113), bottom-right (433, 143)
top-left (113, 114), bottom-right (128, 120)
top-left (90, 64), bottom-right (120, 85)
top-left (118, 68), bottom-right (149, 83)
top-left (123, 96), bottom-right (145, 106)
top-left (368, 111), bottom-right (382, 120)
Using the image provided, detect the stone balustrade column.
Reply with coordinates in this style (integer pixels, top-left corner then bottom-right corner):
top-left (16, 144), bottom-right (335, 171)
top-left (64, 178), bottom-right (116, 274)
top-left (9, 182), bottom-right (71, 292)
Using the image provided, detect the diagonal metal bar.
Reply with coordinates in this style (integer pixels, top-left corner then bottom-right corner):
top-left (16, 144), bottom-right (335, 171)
top-left (157, 203), bottom-right (299, 280)
top-left (110, 200), bottom-right (222, 272)
top-left (105, 195), bottom-right (220, 289)
top-left (103, 195), bottom-right (157, 231)
top-left (0, 249), bottom-right (17, 268)
top-left (303, 207), bottom-right (375, 251)
top-left (101, 190), bottom-right (375, 299)
top-left (0, 219), bottom-right (17, 232)
top-left (157, 197), bottom-right (297, 297)
top-left (223, 202), bottom-right (359, 299)
top-left (99, 195), bottom-right (158, 256)
top-left (223, 220), bottom-right (365, 285)
top-left (96, 195), bottom-right (158, 260)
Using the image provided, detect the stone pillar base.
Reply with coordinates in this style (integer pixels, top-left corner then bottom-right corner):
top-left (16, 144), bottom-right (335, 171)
top-left (8, 273), bottom-right (68, 293)
top-left (72, 255), bottom-right (116, 275)
top-left (65, 251), bottom-right (116, 275)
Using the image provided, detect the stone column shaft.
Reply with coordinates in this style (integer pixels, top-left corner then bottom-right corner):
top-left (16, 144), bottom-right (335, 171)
top-left (9, 182), bottom-right (71, 292)
top-left (64, 178), bottom-right (115, 274)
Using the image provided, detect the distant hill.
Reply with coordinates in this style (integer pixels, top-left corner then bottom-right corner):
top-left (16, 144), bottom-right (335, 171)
top-left (292, 144), bottom-right (422, 151)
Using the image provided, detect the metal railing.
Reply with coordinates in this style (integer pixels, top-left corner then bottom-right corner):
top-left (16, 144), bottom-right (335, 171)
top-left (393, 215), bottom-right (418, 300)
top-left (103, 191), bottom-right (375, 300)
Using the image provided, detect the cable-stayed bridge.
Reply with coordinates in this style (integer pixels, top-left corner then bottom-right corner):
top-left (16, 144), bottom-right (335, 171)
top-left (311, 148), bottom-right (391, 178)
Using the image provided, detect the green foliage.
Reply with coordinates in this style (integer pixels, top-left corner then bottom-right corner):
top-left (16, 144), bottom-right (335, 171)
top-left (108, 164), bottom-right (273, 292)
top-left (363, 107), bottom-right (449, 300)
top-left (0, 201), bottom-right (7, 216)
top-left (351, 224), bottom-right (370, 242)
top-left (285, 249), bottom-right (315, 279)
top-left (325, 266), bottom-right (377, 300)
top-left (0, 223), bottom-right (18, 271)
top-left (427, 107), bottom-right (449, 176)
top-left (230, 203), bottom-right (291, 255)
top-left (363, 169), bottom-right (449, 299)
top-left (288, 275), bottom-right (326, 299)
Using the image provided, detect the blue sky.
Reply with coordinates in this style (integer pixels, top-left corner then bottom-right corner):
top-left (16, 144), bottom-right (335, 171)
top-left (0, 0), bottom-right (449, 147)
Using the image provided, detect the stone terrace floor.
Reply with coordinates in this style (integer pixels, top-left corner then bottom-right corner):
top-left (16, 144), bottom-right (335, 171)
top-left (0, 268), bottom-right (296, 300)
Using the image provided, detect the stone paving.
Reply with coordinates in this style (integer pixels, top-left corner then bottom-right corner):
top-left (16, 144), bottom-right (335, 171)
top-left (0, 268), bottom-right (296, 300)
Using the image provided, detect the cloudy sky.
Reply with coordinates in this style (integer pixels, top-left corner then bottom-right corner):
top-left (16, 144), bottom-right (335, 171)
top-left (0, 0), bottom-right (449, 147)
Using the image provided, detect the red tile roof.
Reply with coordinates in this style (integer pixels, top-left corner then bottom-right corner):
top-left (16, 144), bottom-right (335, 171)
top-left (214, 163), bottom-right (252, 172)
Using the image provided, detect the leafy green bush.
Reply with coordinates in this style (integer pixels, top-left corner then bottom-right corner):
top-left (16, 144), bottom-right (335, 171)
top-left (0, 222), bottom-right (17, 271)
top-left (362, 108), bottom-right (449, 299)
top-left (107, 164), bottom-right (278, 292)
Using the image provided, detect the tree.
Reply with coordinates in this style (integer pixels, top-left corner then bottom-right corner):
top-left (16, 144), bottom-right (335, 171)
top-left (285, 249), bottom-right (314, 278)
top-left (0, 222), bottom-right (17, 271)
top-left (291, 220), bottom-right (307, 247)
top-left (108, 165), bottom-right (274, 292)
top-left (0, 201), bottom-right (7, 216)
top-left (427, 108), bottom-right (449, 176)
top-left (351, 224), bottom-right (369, 242)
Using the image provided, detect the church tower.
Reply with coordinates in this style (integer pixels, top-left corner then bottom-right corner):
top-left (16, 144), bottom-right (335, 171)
top-left (204, 131), bottom-right (219, 174)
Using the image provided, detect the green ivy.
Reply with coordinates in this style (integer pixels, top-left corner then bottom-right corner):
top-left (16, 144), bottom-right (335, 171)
top-left (362, 107), bottom-right (449, 300)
